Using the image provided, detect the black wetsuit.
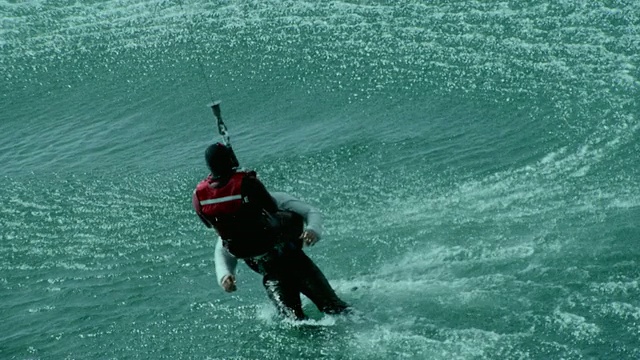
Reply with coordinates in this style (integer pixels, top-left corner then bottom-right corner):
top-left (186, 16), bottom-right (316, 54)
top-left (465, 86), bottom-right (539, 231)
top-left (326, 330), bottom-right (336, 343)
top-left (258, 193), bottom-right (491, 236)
top-left (194, 172), bottom-right (349, 320)
top-left (243, 212), bottom-right (349, 320)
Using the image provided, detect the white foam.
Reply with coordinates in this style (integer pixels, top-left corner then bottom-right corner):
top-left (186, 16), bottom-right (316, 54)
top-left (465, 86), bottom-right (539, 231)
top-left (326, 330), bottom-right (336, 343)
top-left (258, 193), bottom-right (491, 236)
top-left (351, 323), bottom-right (504, 359)
top-left (255, 303), bottom-right (278, 323)
top-left (599, 302), bottom-right (640, 321)
top-left (254, 302), bottom-right (337, 327)
top-left (551, 308), bottom-right (601, 341)
top-left (590, 280), bottom-right (639, 295)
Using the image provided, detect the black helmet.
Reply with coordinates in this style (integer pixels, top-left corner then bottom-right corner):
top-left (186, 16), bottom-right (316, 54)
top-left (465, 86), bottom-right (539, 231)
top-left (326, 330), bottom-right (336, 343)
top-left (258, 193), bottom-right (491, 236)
top-left (205, 142), bottom-right (237, 178)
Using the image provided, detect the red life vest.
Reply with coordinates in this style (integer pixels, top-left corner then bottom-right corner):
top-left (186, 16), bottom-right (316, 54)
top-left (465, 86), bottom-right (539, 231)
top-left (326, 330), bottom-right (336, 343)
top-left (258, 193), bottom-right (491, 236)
top-left (193, 170), bottom-right (302, 259)
top-left (193, 171), bottom-right (254, 237)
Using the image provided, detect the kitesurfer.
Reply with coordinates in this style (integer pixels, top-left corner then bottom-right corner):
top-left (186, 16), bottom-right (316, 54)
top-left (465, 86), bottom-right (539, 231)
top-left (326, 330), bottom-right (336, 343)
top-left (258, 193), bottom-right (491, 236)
top-left (192, 142), bottom-right (350, 320)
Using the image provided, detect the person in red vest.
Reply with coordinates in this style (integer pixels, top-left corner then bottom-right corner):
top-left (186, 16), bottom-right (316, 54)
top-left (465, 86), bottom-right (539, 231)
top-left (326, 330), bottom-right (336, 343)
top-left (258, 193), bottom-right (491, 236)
top-left (192, 142), bottom-right (349, 320)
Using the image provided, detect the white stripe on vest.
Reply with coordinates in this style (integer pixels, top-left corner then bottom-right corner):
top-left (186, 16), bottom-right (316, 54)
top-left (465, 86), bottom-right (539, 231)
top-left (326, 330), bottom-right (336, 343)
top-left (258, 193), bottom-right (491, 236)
top-left (200, 195), bottom-right (242, 205)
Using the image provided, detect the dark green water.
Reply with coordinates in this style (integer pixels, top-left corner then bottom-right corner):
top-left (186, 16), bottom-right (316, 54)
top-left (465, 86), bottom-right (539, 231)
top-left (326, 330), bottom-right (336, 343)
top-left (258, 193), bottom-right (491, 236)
top-left (1, 1), bottom-right (639, 359)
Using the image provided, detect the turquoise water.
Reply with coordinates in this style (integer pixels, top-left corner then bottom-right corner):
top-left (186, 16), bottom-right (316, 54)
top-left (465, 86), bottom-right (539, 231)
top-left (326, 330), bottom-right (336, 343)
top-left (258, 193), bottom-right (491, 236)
top-left (2, 1), bottom-right (639, 359)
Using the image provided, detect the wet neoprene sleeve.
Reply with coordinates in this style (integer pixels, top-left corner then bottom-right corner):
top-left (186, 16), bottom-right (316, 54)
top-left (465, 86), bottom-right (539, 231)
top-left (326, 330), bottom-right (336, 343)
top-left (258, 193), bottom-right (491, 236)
top-left (270, 192), bottom-right (323, 240)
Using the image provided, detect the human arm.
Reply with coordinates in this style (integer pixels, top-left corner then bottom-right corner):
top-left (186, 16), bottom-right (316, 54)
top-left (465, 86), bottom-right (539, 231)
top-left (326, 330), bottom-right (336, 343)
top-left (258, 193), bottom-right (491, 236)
top-left (271, 192), bottom-right (323, 246)
top-left (214, 237), bottom-right (238, 292)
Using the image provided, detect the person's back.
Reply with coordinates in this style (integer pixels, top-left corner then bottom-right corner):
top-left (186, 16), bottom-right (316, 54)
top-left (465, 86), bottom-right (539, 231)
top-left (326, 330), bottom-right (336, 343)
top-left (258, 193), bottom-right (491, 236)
top-left (193, 143), bottom-right (279, 257)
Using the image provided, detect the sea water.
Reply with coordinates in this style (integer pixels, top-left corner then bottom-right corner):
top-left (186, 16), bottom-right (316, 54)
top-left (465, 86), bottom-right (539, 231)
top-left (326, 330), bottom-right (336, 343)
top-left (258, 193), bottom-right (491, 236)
top-left (1, 1), bottom-right (639, 359)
